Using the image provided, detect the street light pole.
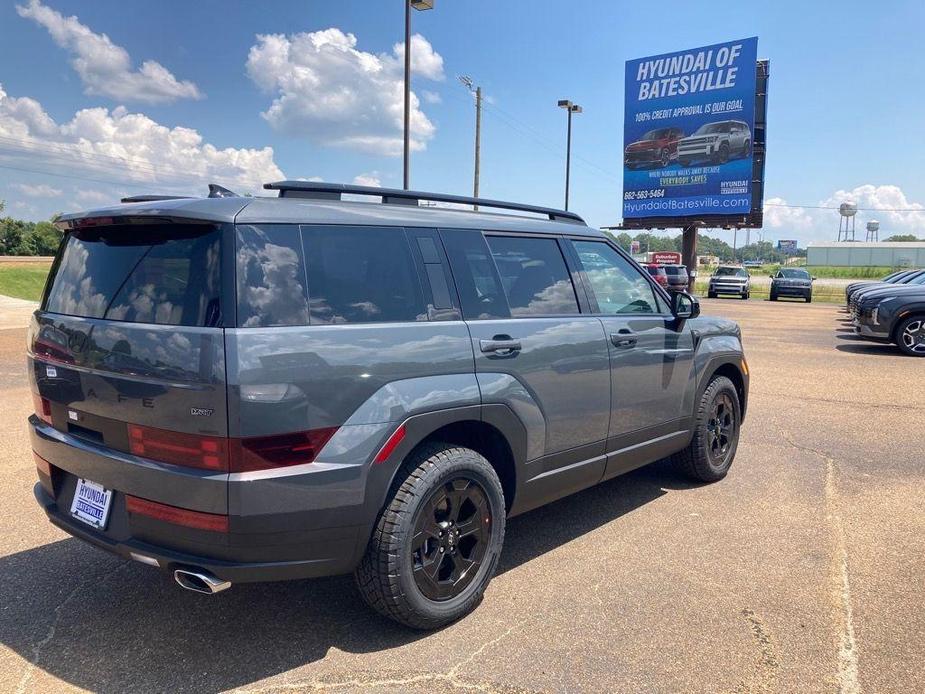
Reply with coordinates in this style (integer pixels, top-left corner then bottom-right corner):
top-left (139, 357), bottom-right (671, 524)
top-left (459, 76), bottom-right (482, 204)
top-left (403, 0), bottom-right (434, 190)
top-left (557, 99), bottom-right (582, 210)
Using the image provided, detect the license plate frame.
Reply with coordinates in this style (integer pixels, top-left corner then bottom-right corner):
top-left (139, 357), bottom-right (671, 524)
top-left (70, 478), bottom-right (113, 530)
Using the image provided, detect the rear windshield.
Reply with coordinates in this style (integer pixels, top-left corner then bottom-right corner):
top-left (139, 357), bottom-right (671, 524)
top-left (662, 265), bottom-right (688, 276)
top-left (43, 223), bottom-right (224, 327)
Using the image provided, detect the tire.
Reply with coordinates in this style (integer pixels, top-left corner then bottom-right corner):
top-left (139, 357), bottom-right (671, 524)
top-left (805, 294), bottom-right (812, 303)
top-left (770, 292), bottom-right (777, 301)
top-left (707, 291), bottom-right (716, 299)
top-left (659, 148), bottom-right (670, 168)
top-left (715, 143), bottom-right (730, 164)
top-left (894, 315), bottom-right (925, 357)
top-left (671, 375), bottom-right (741, 482)
top-left (742, 291), bottom-right (750, 300)
top-left (355, 443), bottom-right (506, 629)
top-left (742, 139), bottom-right (751, 157)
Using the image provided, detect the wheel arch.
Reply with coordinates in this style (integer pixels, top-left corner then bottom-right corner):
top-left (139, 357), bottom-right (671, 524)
top-left (699, 357), bottom-right (748, 420)
top-left (374, 404), bottom-right (527, 517)
top-left (892, 308), bottom-right (925, 346)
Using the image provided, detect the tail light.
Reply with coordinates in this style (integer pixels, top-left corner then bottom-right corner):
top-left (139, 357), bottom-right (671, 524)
top-left (126, 495), bottom-right (229, 532)
top-left (32, 393), bottom-right (52, 425)
top-left (229, 427), bottom-right (338, 472)
top-left (129, 424), bottom-right (227, 472)
top-left (126, 423), bottom-right (338, 473)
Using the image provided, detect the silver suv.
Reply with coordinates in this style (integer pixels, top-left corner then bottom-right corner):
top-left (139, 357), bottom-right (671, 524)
top-left (708, 265), bottom-right (751, 300)
top-left (677, 120), bottom-right (751, 166)
top-left (30, 182), bottom-right (748, 628)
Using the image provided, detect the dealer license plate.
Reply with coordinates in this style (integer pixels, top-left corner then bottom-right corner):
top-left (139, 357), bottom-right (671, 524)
top-left (70, 478), bottom-right (113, 530)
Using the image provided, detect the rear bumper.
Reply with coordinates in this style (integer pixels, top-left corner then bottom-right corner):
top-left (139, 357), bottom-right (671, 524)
top-left (29, 417), bottom-right (383, 582)
top-left (34, 483), bottom-right (359, 582)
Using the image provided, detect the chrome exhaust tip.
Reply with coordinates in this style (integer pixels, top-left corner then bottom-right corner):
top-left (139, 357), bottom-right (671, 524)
top-left (174, 569), bottom-right (231, 595)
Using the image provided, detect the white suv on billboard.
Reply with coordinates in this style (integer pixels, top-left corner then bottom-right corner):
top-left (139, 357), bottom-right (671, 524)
top-left (677, 120), bottom-right (751, 166)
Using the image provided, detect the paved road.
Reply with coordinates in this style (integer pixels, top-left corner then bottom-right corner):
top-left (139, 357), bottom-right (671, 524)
top-left (0, 299), bottom-right (922, 693)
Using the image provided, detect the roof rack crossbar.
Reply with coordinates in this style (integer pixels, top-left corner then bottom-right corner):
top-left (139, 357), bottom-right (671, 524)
top-left (263, 181), bottom-right (585, 224)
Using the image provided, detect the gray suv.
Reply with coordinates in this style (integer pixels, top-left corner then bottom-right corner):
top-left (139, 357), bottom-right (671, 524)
top-left (29, 182), bottom-right (748, 629)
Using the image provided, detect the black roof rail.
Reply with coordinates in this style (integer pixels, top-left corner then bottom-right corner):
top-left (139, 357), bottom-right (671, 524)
top-left (263, 181), bottom-right (585, 224)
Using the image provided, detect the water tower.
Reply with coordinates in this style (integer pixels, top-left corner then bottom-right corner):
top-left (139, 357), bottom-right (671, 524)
top-left (837, 202), bottom-right (858, 242)
top-left (865, 220), bottom-right (880, 242)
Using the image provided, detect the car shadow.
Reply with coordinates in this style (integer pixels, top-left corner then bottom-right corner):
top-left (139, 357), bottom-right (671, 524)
top-left (0, 461), bottom-right (687, 693)
top-left (835, 333), bottom-right (870, 341)
top-left (835, 343), bottom-right (898, 356)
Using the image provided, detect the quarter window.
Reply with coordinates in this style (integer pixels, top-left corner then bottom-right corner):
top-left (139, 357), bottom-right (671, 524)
top-left (573, 241), bottom-right (661, 314)
top-left (486, 236), bottom-right (580, 316)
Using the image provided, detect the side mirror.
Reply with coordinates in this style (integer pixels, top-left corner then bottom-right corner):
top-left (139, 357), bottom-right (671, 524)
top-left (812, 276), bottom-right (817, 281)
top-left (769, 274), bottom-right (775, 278)
top-left (673, 291), bottom-right (700, 320)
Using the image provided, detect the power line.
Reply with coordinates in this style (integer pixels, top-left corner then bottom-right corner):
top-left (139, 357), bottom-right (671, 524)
top-left (764, 202), bottom-right (924, 212)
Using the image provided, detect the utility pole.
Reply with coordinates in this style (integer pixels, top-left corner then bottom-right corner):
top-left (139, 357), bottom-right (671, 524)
top-left (458, 76), bottom-right (482, 204)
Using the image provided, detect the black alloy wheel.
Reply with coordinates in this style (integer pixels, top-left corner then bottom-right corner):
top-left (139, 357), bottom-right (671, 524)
top-left (411, 477), bottom-right (492, 601)
top-left (717, 143), bottom-right (730, 164)
top-left (659, 148), bottom-right (670, 167)
top-left (705, 391), bottom-right (737, 470)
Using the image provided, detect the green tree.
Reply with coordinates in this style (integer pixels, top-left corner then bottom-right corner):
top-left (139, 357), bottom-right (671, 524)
top-left (884, 234), bottom-right (921, 242)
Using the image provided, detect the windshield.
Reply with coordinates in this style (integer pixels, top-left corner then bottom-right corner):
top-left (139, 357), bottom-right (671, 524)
top-left (695, 123), bottom-right (729, 135)
top-left (714, 267), bottom-right (747, 277)
top-left (641, 128), bottom-right (670, 140)
top-left (778, 269), bottom-right (810, 279)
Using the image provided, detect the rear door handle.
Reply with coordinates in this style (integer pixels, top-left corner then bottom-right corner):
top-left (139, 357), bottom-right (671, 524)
top-left (480, 338), bottom-right (522, 354)
top-left (610, 332), bottom-right (637, 349)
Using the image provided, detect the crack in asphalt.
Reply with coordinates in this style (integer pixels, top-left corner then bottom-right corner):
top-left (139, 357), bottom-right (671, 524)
top-left (756, 391), bottom-right (924, 412)
top-left (231, 625), bottom-right (533, 694)
top-left (733, 608), bottom-right (779, 694)
top-left (785, 435), bottom-right (861, 694)
top-left (15, 561), bottom-right (131, 694)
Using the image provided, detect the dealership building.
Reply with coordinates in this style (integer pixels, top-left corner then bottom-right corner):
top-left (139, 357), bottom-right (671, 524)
top-left (806, 242), bottom-right (925, 268)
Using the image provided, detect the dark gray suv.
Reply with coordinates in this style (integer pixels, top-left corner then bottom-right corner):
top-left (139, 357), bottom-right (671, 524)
top-left (29, 182), bottom-right (748, 629)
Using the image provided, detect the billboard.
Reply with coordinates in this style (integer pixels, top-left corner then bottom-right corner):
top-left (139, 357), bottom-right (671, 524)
top-left (623, 37), bottom-right (759, 221)
top-left (777, 239), bottom-right (798, 254)
top-left (650, 251), bottom-right (682, 265)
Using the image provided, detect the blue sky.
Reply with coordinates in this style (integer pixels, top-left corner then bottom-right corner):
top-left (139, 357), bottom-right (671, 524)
top-left (1, 0), bottom-right (924, 243)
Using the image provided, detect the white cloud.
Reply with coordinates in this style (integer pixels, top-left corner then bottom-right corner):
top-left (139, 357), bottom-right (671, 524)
top-left (75, 189), bottom-right (112, 203)
top-left (11, 182), bottom-right (62, 197)
top-left (246, 28), bottom-right (444, 155)
top-left (352, 173), bottom-right (381, 187)
top-left (16, 0), bottom-right (202, 104)
top-left (0, 83), bottom-right (284, 195)
top-left (764, 185), bottom-right (925, 242)
top-left (763, 196), bottom-right (814, 231)
top-left (422, 90), bottom-right (442, 105)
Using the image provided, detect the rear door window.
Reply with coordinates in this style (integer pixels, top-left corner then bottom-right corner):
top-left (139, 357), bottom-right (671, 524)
top-left (486, 236), bottom-right (580, 316)
top-left (302, 226), bottom-right (426, 324)
top-left (44, 224), bottom-right (223, 327)
top-left (440, 229), bottom-right (510, 320)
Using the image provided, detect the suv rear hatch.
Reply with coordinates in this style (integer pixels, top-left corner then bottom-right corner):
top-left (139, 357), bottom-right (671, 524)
top-left (29, 219), bottom-right (232, 552)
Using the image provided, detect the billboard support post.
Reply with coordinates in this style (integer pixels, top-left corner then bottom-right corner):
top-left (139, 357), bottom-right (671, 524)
top-left (681, 224), bottom-right (698, 291)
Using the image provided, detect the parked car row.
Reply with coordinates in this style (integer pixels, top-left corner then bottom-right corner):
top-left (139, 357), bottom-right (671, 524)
top-left (847, 269), bottom-right (925, 357)
top-left (644, 263), bottom-right (689, 293)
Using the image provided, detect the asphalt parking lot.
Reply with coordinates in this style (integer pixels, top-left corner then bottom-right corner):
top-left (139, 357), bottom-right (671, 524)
top-left (0, 298), bottom-right (922, 693)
